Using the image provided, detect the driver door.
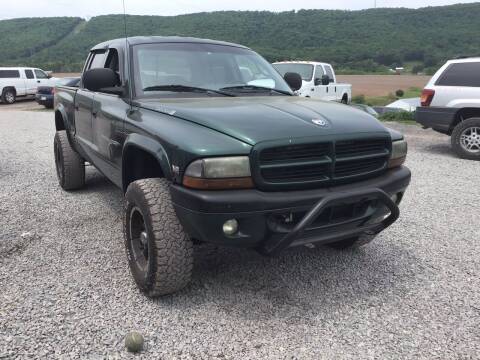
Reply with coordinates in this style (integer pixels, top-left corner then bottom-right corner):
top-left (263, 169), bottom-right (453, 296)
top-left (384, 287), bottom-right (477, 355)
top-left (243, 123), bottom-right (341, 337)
top-left (74, 50), bottom-right (107, 153)
top-left (91, 48), bottom-right (127, 177)
top-left (312, 65), bottom-right (327, 100)
top-left (33, 69), bottom-right (50, 88)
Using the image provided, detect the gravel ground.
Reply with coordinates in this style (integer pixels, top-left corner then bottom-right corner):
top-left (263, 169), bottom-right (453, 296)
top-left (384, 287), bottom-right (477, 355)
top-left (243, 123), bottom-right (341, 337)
top-left (0, 110), bottom-right (479, 359)
top-left (0, 99), bottom-right (45, 112)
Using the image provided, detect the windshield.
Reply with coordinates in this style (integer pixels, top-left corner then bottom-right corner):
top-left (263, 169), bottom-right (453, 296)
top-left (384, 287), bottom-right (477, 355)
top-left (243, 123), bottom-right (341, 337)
top-left (132, 43), bottom-right (293, 98)
top-left (273, 63), bottom-right (314, 81)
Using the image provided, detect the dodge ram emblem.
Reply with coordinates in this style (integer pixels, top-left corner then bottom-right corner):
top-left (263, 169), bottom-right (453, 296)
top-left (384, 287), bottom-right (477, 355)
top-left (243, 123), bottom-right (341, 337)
top-left (311, 119), bottom-right (327, 127)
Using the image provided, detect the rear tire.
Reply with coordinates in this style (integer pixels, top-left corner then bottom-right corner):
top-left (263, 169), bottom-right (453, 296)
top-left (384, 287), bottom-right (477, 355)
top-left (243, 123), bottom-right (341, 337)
top-left (54, 130), bottom-right (85, 190)
top-left (124, 178), bottom-right (193, 297)
top-left (451, 118), bottom-right (480, 161)
top-left (2, 88), bottom-right (16, 104)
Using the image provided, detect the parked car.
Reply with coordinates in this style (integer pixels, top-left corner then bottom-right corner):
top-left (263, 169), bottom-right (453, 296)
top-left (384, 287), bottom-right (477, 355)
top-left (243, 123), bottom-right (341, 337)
top-left (54, 36), bottom-right (410, 297)
top-left (272, 61), bottom-right (352, 104)
top-left (416, 57), bottom-right (480, 160)
top-left (0, 67), bottom-right (56, 104)
top-left (351, 104), bottom-right (379, 117)
top-left (36, 77), bottom-right (80, 109)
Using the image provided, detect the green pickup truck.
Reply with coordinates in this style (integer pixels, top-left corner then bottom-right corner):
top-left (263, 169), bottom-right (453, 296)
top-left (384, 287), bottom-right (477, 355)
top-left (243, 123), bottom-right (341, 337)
top-left (54, 36), bottom-right (410, 297)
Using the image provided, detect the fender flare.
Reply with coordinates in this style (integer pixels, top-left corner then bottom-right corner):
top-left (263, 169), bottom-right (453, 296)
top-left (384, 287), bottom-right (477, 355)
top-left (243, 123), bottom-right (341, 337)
top-left (55, 104), bottom-right (70, 132)
top-left (122, 133), bottom-right (172, 191)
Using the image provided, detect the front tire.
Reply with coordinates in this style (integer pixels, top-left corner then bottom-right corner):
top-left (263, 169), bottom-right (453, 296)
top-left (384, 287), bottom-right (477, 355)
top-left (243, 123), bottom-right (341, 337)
top-left (54, 130), bottom-right (85, 190)
top-left (124, 178), bottom-right (193, 297)
top-left (2, 88), bottom-right (16, 104)
top-left (451, 118), bottom-right (480, 161)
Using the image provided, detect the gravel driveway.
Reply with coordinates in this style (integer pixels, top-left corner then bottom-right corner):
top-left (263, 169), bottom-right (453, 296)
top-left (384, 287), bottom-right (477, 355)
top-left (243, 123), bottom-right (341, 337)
top-left (1, 111), bottom-right (479, 359)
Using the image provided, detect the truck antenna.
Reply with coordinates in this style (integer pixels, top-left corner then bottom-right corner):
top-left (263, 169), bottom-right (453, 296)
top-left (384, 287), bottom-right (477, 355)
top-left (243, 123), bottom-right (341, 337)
top-left (122, 0), bottom-right (133, 107)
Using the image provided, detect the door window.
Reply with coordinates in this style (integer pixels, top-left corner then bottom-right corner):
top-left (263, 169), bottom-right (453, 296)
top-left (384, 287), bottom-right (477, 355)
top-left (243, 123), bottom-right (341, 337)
top-left (89, 51), bottom-right (108, 69)
top-left (104, 49), bottom-right (121, 86)
top-left (34, 69), bottom-right (49, 79)
top-left (25, 70), bottom-right (34, 79)
top-left (315, 66), bottom-right (325, 79)
top-left (435, 62), bottom-right (480, 87)
top-left (324, 66), bottom-right (334, 81)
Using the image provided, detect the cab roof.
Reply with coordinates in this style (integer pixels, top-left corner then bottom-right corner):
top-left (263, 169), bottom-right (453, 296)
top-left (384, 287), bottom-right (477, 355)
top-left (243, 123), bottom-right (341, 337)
top-left (273, 61), bottom-right (332, 67)
top-left (91, 36), bottom-right (250, 51)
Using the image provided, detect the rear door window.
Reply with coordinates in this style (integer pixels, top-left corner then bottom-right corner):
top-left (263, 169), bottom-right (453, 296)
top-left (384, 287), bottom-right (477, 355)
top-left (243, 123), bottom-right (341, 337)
top-left (0, 70), bottom-right (20, 78)
top-left (436, 62), bottom-right (480, 87)
top-left (25, 70), bottom-right (34, 79)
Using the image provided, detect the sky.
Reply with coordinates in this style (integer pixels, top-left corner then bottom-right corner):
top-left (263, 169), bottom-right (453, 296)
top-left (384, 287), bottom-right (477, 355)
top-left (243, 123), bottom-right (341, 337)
top-left (1, 0), bottom-right (477, 20)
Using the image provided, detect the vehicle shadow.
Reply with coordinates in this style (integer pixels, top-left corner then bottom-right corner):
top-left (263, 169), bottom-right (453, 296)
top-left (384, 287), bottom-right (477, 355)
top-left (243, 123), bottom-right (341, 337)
top-left (180, 242), bottom-right (426, 322)
top-left (420, 142), bottom-right (457, 158)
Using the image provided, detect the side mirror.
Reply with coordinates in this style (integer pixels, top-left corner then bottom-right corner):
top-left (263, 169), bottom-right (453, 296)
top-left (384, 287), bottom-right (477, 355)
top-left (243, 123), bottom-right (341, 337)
top-left (314, 78), bottom-right (322, 86)
top-left (283, 72), bottom-right (302, 91)
top-left (321, 75), bottom-right (330, 86)
top-left (83, 68), bottom-right (123, 95)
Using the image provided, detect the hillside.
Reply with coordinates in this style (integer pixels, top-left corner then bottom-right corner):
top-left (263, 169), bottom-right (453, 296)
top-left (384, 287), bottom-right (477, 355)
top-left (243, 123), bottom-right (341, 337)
top-left (1, 3), bottom-right (480, 73)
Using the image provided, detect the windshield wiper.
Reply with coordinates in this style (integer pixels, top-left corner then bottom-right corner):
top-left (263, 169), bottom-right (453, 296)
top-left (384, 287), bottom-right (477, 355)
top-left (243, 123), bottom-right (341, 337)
top-left (142, 85), bottom-right (235, 97)
top-left (220, 85), bottom-right (292, 96)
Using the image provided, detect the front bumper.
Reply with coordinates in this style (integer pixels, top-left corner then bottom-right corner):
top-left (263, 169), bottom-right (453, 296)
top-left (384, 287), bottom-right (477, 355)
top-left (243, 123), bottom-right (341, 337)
top-left (415, 106), bottom-right (457, 134)
top-left (171, 166), bottom-right (411, 254)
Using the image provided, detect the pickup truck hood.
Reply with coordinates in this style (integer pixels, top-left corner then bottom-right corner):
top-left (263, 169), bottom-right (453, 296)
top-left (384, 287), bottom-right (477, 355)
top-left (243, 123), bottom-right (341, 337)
top-left (137, 96), bottom-right (389, 145)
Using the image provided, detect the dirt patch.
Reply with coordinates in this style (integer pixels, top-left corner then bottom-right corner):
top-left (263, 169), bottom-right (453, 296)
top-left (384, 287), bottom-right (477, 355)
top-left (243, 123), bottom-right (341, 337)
top-left (52, 72), bottom-right (81, 78)
top-left (337, 75), bottom-right (430, 97)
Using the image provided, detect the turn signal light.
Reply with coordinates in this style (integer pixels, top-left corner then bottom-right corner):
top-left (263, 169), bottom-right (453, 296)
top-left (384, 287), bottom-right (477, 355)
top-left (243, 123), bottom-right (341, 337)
top-left (183, 176), bottom-right (254, 190)
top-left (420, 89), bottom-right (435, 107)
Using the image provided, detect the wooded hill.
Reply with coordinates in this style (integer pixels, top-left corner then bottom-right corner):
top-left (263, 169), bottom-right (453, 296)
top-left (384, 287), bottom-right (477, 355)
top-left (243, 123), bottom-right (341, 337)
top-left (1, 3), bottom-right (479, 73)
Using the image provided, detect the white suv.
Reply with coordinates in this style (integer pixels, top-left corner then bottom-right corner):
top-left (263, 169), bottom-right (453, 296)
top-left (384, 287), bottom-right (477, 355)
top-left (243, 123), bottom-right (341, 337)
top-left (0, 67), bottom-right (56, 104)
top-left (416, 57), bottom-right (480, 160)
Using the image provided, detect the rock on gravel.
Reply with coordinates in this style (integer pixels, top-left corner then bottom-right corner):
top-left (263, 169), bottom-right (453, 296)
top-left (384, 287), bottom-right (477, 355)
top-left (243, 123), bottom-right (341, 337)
top-left (0, 112), bottom-right (479, 359)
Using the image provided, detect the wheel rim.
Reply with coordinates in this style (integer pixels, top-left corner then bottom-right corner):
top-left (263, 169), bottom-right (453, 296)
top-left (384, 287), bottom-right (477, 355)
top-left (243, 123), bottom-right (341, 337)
top-left (5, 92), bottom-right (14, 103)
top-left (129, 207), bottom-right (149, 271)
top-left (460, 127), bottom-right (480, 153)
top-left (54, 140), bottom-right (63, 181)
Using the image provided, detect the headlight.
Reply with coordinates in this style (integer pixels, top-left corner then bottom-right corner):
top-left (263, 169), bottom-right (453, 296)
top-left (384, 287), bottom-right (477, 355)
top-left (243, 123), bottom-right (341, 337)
top-left (388, 140), bottom-right (408, 168)
top-left (183, 156), bottom-right (253, 190)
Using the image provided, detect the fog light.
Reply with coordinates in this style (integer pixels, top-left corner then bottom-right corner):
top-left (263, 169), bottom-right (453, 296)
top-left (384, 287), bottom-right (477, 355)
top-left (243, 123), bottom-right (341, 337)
top-left (223, 219), bottom-right (238, 236)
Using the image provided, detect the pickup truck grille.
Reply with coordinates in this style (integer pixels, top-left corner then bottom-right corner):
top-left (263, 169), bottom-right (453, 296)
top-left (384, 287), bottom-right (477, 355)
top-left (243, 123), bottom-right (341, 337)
top-left (253, 137), bottom-right (391, 190)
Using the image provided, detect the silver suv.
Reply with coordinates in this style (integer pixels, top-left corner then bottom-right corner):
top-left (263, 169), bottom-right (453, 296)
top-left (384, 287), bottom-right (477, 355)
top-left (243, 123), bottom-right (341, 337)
top-left (416, 57), bottom-right (480, 160)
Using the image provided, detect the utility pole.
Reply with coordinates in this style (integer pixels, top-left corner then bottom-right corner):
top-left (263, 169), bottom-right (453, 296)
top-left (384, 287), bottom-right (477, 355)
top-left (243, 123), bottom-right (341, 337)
top-left (374, 0), bottom-right (377, 8)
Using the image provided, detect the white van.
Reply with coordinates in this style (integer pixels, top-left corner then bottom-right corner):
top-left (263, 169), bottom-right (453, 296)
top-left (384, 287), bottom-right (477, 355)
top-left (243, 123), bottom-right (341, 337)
top-left (0, 67), bottom-right (57, 104)
top-left (273, 61), bottom-right (352, 103)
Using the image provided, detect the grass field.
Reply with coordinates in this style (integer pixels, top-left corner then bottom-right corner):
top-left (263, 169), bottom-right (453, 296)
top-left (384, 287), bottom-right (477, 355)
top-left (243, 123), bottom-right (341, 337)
top-left (337, 75), bottom-right (430, 97)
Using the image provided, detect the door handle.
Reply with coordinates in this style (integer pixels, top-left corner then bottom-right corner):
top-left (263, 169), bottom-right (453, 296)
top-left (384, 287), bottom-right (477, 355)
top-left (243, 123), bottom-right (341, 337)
top-left (37, 80), bottom-right (40, 83)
